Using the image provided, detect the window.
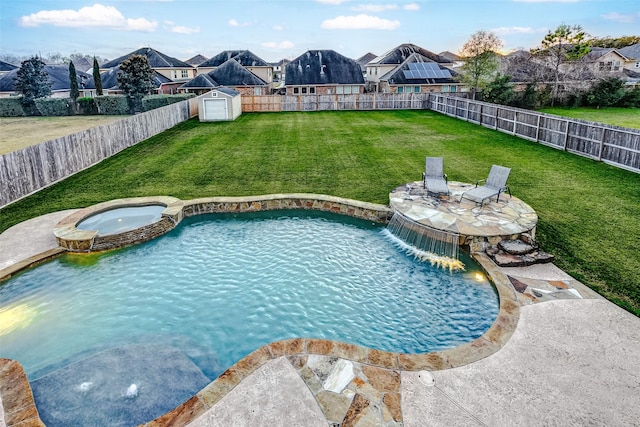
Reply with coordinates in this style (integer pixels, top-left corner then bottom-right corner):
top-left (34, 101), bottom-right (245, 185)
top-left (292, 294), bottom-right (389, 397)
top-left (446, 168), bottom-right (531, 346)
top-left (413, 86), bottom-right (420, 93)
top-left (173, 71), bottom-right (179, 79)
top-left (181, 70), bottom-right (189, 78)
top-left (397, 86), bottom-right (404, 93)
top-left (293, 87), bottom-right (299, 94)
top-left (344, 86), bottom-right (352, 94)
top-left (353, 86), bottom-right (360, 94)
top-left (450, 85), bottom-right (457, 92)
top-left (337, 86), bottom-right (344, 94)
top-left (302, 87), bottom-right (307, 94)
top-left (441, 85), bottom-right (450, 93)
top-left (254, 87), bottom-right (262, 95)
top-left (636, 61), bottom-right (640, 69)
top-left (309, 87), bottom-right (315, 94)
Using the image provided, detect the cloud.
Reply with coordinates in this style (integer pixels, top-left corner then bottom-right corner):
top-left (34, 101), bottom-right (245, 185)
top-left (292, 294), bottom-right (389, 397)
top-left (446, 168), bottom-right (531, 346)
top-left (316, 0), bottom-right (349, 4)
top-left (228, 18), bottom-right (251, 27)
top-left (321, 14), bottom-right (400, 30)
top-left (601, 12), bottom-right (639, 23)
top-left (18, 4), bottom-right (157, 31)
top-left (273, 25), bottom-right (284, 31)
top-left (164, 21), bottom-right (200, 34)
top-left (403, 3), bottom-right (420, 10)
top-left (491, 26), bottom-right (546, 35)
top-left (262, 41), bottom-right (295, 49)
top-left (351, 4), bottom-right (398, 12)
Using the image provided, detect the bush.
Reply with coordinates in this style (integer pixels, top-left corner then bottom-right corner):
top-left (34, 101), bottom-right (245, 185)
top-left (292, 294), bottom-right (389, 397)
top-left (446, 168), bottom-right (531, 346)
top-left (512, 84), bottom-right (538, 109)
top-left (34, 98), bottom-right (72, 116)
top-left (585, 77), bottom-right (626, 108)
top-left (78, 97), bottom-right (98, 115)
top-left (142, 93), bottom-right (194, 111)
top-left (95, 95), bottom-right (129, 115)
top-left (619, 86), bottom-right (640, 108)
top-left (0, 97), bottom-right (27, 117)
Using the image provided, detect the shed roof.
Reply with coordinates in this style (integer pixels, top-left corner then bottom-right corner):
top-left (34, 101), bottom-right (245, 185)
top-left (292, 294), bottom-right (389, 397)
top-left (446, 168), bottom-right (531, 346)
top-left (199, 50), bottom-right (269, 68)
top-left (285, 50), bottom-right (364, 86)
top-left (100, 47), bottom-right (193, 69)
top-left (0, 65), bottom-right (96, 92)
top-left (370, 43), bottom-right (449, 65)
top-left (208, 59), bottom-right (267, 86)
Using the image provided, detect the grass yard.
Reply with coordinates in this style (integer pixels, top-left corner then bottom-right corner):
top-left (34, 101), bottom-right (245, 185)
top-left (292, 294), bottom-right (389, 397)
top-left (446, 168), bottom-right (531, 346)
top-left (1, 110), bottom-right (639, 316)
top-left (0, 116), bottom-right (128, 155)
top-left (539, 107), bottom-right (640, 129)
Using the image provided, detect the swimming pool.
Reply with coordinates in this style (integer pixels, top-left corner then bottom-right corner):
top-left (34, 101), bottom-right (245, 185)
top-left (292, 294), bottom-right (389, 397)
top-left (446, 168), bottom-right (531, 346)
top-left (0, 210), bottom-right (499, 425)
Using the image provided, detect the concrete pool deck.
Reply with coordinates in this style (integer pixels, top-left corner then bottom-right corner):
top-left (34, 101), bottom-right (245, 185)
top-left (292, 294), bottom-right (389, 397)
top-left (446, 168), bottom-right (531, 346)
top-left (1, 208), bottom-right (640, 426)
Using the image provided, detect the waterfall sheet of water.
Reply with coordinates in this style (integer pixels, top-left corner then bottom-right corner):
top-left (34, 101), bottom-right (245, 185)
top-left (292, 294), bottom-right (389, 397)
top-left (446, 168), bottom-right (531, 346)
top-left (385, 212), bottom-right (463, 271)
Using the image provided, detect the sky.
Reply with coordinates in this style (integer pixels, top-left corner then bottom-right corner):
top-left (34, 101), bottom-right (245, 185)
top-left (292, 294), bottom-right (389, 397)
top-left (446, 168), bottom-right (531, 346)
top-left (1, 0), bottom-right (638, 64)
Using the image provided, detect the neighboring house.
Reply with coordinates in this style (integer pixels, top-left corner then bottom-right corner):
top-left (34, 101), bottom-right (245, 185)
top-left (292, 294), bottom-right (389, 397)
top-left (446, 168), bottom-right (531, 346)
top-left (183, 59), bottom-right (268, 96)
top-left (0, 65), bottom-right (96, 98)
top-left (72, 57), bottom-right (93, 74)
top-left (100, 47), bottom-right (196, 93)
top-left (377, 53), bottom-right (461, 94)
top-left (284, 49), bottom-right (364, 96)
top-left (356, 52), bottom-right (377, 78)
top-left (581, 47), bottom-right (628, 76)
top-left (0, 60), bottom-right (18, 77)
top-left (618, 43), bottom-right (640, 72)
top-left (438, 51), bottom-right (465, 68)
top-left (366, 43), bottom-right (450, 92)
top-left (273, 58), bottom-right (290, 82)
top-left (99, 67), bottom-right (175, 95)
top-left (197, 50), bottom-right (273, 85)
top-left (185, 54), bottom-right (208, 67)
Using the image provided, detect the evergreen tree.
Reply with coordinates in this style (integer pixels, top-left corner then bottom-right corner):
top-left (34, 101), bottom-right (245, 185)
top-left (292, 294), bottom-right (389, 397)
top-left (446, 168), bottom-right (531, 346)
top-left (69, 61), bottom-right (80, 108)
top-left (482, 74), bottom-right (515, 106)
top-left (533, 24), bottom-right (590, 106)
top-left (15, 56), bottom-right (51, 115)
top-left (117, 54), bottom-right (155, 113)
top-left (585, 77), bottom-right (626, 108)
top-left (93, 56), bottom-right (103, 96)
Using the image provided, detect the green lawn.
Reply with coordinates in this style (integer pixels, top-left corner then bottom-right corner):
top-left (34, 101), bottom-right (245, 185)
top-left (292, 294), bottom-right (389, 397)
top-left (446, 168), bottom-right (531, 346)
top-left (539, 107), bottom-right (640, 129)
top-left (1, 110), bottom-right (639, 316)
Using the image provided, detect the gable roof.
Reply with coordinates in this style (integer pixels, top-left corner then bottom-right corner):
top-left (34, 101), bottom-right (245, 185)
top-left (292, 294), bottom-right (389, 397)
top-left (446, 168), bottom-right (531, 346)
top-left (100, 47), bottom-right (193, 69)
top-left (370, 43), bottom-right (449, 65)
top-left (0, 65), bottom-right (96, 92)
top-left (356, 52), bottom-right (377, 72)
top-left (180, 73), bottom-right (219, 89)
top-left (0, 60), bottom-right (18, 72)
top-left (99, 67), bottom-right (173, 90)
top-left (438, 51), bottom-right (463, 62)
top-left (207, 59), bottom-right (267, 86)
top-left (185, 54), bottom-right (208, 67)
top-left (379, 53), bottom-right (457, 85)
top-left (618, 43), bottom-right (640, 60)
top-left (584, 47), bottom-right (628, 61)
top-left (199, 50), bottom-right (269, 68)
top-left (285, 50), bottom-right (365, 86)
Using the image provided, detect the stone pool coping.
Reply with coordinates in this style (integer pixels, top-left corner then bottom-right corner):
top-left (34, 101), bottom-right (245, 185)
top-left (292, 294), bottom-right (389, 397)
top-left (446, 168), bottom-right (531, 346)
top-left (0, 193), bottom-right (519, 427)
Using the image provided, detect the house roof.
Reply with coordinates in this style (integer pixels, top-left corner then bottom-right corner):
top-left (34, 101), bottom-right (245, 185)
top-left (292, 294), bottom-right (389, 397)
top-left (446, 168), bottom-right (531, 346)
top-left (185, 54), bottom-right (208, 67)
top-left (356, 53), bottom-right (377, 72)
top-left (100, 47), bottom-right (194, 69)
top-left (180, 73), bottom-right (219, 89)
top-left (215, 87), bottom-right (241, 96)
top-left (199, 50), bottom-right (269, 68)
top-left (285, 50), bottom-right (365, 86)
top-left (99, 67), bottom-right (173, 90)
top-left (0, 65), bottom-right (96, 92)
top-left (619, 43), bottom-right (640, 60)
top-left (72, 57), bottom-right (93, 73)
top-left (438, 51), bottom-right (463, 62)
top-left (379, 53), bottom-right (457, 85)
top-left (584, 47), bottom-right (628, 61)
top-left (0, 60), bottom-right (18, 72)
top-left (370, 43), bottom-right (449, 65)
top-left (207, 59), bottom-right (267, 86)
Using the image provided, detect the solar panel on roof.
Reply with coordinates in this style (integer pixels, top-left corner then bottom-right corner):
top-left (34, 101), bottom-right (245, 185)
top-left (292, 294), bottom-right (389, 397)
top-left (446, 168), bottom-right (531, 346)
top-left (403, 62), bottom-right (452, 80)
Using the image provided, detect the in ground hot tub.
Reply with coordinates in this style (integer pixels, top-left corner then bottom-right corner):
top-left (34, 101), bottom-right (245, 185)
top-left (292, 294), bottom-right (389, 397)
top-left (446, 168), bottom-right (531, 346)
top-left (76, 205), bottom-right (166, 236)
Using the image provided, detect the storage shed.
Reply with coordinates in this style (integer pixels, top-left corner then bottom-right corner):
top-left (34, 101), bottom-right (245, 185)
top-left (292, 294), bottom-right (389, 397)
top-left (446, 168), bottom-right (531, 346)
top-left (197, 87), bottom-right (241, 121)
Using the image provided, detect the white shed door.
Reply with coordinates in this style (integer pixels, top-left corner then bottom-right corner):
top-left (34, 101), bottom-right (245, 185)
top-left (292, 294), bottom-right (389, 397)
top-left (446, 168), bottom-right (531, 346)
top-left (204, 98), bottom-right (227, 120)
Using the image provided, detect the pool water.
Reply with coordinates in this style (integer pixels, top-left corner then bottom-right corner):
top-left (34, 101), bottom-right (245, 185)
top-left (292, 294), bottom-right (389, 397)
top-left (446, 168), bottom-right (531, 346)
top-left (0, 210), bottom-right (498, 424)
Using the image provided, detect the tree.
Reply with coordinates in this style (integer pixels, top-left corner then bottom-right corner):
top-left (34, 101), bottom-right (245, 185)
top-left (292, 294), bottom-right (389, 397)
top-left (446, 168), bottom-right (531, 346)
top-left (585, 77), bottom-right (626, 108)
top-left (93, 56), bottom-right (103, 96)
top-left (458, 30), bottom-right (503, 100)
top-left (533, 24), bottom-right (590, 106)
top-left (117, 54), bottom-right (155, 113)
top-left (15, 56), bottom-right (51, 115)
top-left (588, 35), bottom-right (640, 49)
top-left (482, 74), bottom-right (515, 105)
top-left (69, 61), bottom-right (80, 110)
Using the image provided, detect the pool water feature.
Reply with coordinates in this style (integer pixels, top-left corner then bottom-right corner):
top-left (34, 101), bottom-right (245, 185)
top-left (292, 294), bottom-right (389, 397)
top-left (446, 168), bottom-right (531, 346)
top-left (75, 204), bottom-right (166, 236)
top-left (0, 210), bottom-right (499, 425)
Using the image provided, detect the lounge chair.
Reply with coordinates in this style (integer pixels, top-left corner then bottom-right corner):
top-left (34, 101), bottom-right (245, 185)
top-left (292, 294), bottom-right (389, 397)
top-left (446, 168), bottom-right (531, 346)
top-left (422, 157), bottom-right (449, 196)
top-left (460, 165), bottom-right (511, 205)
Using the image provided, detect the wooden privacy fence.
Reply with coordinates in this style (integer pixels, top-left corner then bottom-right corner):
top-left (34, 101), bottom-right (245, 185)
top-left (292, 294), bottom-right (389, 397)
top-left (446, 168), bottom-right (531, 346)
top-left (0, 98), bottom-right (198, 208)
top-left (241, 93), bottom-right (431, 112)
top-left (429, 94), bottom-right (640, 174)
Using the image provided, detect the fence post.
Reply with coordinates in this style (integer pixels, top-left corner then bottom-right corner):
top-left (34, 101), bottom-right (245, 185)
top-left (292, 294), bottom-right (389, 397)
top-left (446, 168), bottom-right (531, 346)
top-left (494, 106), bottom-right (499, 130)
top-left (563, 120), bottom-right (570, 151)
top-left (479, 103), bottom-right (482, 126)
top-left (535, 114), bottom-right (541, 142)
top-left (598, 127), bottom-right (606, 160)
top-left (513, 111), bottom-right (517, 135)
